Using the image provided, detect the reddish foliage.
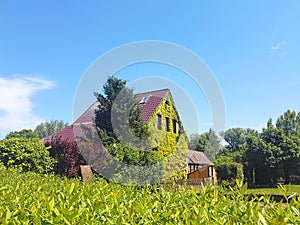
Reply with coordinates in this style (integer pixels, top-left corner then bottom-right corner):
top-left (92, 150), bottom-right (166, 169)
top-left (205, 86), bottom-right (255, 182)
top-left (45, 137), bottom-right (87, 178)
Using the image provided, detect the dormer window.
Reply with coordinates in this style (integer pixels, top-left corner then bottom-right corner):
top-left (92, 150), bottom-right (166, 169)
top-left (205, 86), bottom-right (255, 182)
top-left (139, 95), bottom-right (150, 104)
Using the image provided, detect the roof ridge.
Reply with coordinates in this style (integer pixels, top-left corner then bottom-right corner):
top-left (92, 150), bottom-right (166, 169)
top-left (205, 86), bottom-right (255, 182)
top-left (73, 101), bottom-right (99, 124)
top-left (136, 88), bottom-right (170, 95)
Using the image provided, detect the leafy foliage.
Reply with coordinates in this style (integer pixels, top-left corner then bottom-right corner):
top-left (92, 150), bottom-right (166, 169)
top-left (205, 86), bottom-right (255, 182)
top-left (95, 76), bottom-right (150, 151)
top-left (0, 137), bottom-right (54, 173)
top-left (189, 129), bottom-right (221, 161)
top-left (216, 162), bottom-right (244, 187)
top-left (45, 137), bottom-right (87, 178)
top-left (34, 120), bottom-right (69, 139)
top-left (5, 129), bottom-right (38, 139)
top-left (93, 76), bottom-right (165, 183)
top-left (0, 168), bottom-right (299, 224)
top-left (215, 110), bottom-right (300, 186)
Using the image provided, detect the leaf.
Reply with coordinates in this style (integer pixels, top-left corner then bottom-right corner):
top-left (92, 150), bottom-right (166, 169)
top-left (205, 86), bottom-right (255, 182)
top-left (258, 212), bottom-right (267, 225)
top-left (291, 206), bottom-right (300, 216)
top-left (68, 183), bottom-right (75, 195)
top-left (49, 198), bottom-right (55, 210)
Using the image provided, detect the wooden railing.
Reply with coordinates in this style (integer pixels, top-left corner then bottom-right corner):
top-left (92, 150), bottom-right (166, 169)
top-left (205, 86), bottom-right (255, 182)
top-left (174, 178), bottom-right (214, 187)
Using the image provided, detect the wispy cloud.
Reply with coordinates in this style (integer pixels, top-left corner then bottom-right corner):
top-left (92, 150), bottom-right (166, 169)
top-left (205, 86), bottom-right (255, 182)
top-left (0, 76), bottom-right (54, 137)
top-left (271, 41), bottom-right (286, 50)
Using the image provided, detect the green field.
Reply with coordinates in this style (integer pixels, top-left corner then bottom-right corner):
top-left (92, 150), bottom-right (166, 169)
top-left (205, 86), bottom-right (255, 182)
top-left (0, 167), bottom-right (299, 224)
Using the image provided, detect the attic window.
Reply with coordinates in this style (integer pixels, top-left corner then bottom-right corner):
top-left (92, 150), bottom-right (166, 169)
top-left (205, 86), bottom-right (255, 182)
top-left (139, 95), bottom-right (150, 104)
top-left (165, 100), bottom-right (170, 105)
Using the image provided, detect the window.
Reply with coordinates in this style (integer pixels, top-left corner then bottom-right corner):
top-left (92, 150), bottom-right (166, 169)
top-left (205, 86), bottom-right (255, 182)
top-left (157, 114), bottom-right (162, 130)
top-left (172, 119), bottom-right (178, 134)
top-left (165, 117), bottom-right (170, 132)
top-left (139, 95), bottom-right (150, 104)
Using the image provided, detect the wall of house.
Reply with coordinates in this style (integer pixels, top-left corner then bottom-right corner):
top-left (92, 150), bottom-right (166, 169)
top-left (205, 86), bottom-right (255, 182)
top-left (147, 92), bottom-right (189, 180)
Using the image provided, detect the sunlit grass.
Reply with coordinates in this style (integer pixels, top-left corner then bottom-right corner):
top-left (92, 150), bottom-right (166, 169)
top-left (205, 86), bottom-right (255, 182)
top-left (246, 185), bottom-right (300, 196)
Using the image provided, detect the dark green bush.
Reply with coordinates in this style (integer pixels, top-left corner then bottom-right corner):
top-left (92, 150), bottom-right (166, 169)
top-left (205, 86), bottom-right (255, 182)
top-left (216, 162), bottom-right (244, 187)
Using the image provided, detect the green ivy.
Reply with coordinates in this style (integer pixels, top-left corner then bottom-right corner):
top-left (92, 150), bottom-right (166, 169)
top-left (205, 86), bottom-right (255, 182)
top-left (147, 92), bottom-right (189, 181)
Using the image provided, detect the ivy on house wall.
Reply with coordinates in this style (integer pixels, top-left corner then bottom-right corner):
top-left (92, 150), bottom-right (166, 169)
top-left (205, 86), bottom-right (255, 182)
top-left (147, 92), bottom-right (189, 180)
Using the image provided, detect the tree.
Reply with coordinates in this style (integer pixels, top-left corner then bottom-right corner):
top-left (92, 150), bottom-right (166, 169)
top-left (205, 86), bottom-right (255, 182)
top-left (189, 134), bottom-right (208, 152)
top-left (276, 110), bottom-right (300, 183)
top-left (243, 116), bottom-right (300, 185)
top-left (243, 133), bottom-right (282, 186)
top-left (34, 120), bottom-right (69, 139)
top-left (5, 129), bottom-right (38, 139)
top-left (221, 128), bottom-right (257, 152)
top-left (276, 110), bottom-right (300, 135)
top-left (189, 129), bottom-right (221, 161)
top-left (94, 76), bottom-right (157, 167)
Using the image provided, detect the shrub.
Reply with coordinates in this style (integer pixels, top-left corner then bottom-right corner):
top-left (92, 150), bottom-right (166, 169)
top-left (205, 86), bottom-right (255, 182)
top-left (0, 137), bottom-right (54, 173)
top-left (0, 169), bottom-right (299, 224)
top-left (216, 162), bottom-right (244, 187)
top-left (45, 137), bottom-right (87, 178)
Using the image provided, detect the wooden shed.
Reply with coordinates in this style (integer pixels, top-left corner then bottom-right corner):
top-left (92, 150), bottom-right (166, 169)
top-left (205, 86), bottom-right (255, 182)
top-left (187, 150), bottom-right (217, 185)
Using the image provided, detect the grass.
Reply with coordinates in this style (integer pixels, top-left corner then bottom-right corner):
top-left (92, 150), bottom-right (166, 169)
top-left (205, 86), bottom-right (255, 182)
top-left (246, 184), bottom-right (300, 196)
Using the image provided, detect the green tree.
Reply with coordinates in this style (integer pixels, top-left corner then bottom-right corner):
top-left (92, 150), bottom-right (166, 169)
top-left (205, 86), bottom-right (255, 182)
top-left (5, 129), bottom-right (38, 139)
top-left (189, 129), bottom-right (221, 161)
top-left (34, 120), bottom-right (69, 139)
top-left (276, 110), bottom-right (300, 183)
top-left (94, 76), bottom-right (157, 168)
top-left (216, 128), bottom-right (258, 164)
top-left (221, 128), bottom-right (257, 152)
top-left (276, 110), bottom-right (300, 135)
top-left (189, 134), bottom-right (208, 152)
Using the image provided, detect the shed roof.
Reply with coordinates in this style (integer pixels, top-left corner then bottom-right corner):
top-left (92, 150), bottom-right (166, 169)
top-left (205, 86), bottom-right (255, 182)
top-left (188, 150), bottom-right (214, 166)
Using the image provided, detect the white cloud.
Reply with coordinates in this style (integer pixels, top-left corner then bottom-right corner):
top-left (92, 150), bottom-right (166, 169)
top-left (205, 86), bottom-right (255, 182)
top-left (0, 76), bottom-right (54, 137)
top-left (271, 41), bottom-right (286, 50)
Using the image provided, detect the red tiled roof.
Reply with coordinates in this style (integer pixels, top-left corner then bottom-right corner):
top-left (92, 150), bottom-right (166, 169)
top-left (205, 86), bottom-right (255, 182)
top-left (74, 101), bottom-right (100, 125)
top-left (44, 88), bottom-right (170, 142)
top-left (43, 123), bottom-right (96, 143)
top-left (137, 88), bottom-right (169, 99)
top-left (136, 89), bottom-right (169, 123)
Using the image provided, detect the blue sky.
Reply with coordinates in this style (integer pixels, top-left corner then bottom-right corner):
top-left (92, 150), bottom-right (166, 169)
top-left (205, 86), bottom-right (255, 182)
top-left (1, 1), bottom-right (300, 138)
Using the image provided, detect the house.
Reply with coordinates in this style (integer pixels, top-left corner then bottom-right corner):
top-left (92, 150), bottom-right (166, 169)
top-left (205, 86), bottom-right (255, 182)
top-left (187, 150), bottom-right (217, 185)
top-left (44, 88), bottom-right (189, 180)
top-left (44, 88), bottom-right (217, 184)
